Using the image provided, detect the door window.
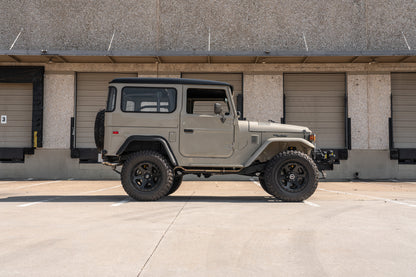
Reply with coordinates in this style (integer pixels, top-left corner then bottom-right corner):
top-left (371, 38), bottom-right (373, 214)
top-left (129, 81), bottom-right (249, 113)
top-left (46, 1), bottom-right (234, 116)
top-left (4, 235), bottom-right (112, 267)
top-left (186, 88), bottom-right (230, 115)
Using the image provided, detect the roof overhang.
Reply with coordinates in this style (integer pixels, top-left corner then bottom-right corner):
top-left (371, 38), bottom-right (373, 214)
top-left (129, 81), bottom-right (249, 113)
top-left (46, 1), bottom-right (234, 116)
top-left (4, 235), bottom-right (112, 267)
top-left (1, 50), bottom-right (416, 64)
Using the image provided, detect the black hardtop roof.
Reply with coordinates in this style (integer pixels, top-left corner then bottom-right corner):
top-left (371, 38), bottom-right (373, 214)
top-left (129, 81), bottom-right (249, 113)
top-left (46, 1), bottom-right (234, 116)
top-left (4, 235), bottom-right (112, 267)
top-left (110, 77), bottom-right (233, 90)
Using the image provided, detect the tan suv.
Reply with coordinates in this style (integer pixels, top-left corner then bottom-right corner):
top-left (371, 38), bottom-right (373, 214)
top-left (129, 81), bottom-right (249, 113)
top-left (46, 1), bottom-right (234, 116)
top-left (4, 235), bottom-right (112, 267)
top-left (94, 78), bottom-right (334, 201)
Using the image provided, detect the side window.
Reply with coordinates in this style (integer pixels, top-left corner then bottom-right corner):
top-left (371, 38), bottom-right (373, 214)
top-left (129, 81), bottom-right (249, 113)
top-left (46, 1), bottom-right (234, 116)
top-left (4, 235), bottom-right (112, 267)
top-left (106, 86), bottom-right (117, 112)
top-left (121, 87), bottom-right (177, 113)
top-left (186, 88), bottom-right (230, 115)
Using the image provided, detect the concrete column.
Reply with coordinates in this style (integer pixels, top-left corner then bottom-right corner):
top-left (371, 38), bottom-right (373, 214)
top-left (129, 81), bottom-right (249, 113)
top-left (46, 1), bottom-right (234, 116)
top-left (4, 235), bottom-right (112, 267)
top-left (43, 72), bottom-right (75, 149)
top-left (368, 73), bottom-right (391, 150)
top-left (243, 74), bottom-right (283, 122)
top-left (347, 73), bottom-right (369, 149)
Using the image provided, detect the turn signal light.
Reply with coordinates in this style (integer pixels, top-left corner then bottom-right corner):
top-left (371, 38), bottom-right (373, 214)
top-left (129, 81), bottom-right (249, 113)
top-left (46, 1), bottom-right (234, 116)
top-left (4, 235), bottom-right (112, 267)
top-left (309, 134), bottom-right (316, 143)
top-left (113, 131), bottom-right (119, 135)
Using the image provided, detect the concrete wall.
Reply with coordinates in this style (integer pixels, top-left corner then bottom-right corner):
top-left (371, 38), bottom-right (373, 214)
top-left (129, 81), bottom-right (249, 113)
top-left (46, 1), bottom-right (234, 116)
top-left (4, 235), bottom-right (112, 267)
top-left (243, 74), bottom-right (283, 122)
top-left (0, 62), bottom-right (416, 180)
top-left (1, 0), bottom-right (415, 53)
top-left (43, 72), bottom-right (75, 149)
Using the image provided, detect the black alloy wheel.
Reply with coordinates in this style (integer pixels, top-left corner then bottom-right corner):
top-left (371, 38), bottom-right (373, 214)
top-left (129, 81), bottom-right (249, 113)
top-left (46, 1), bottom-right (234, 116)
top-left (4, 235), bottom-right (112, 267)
top-left (275, 161), bottom-right (308, 193)
top-left (131, 161), bottom-right (163, 192)
top-left (121, 151), bottom-right (173, 201)
top-left (264, 150), bottom-right (319, 202)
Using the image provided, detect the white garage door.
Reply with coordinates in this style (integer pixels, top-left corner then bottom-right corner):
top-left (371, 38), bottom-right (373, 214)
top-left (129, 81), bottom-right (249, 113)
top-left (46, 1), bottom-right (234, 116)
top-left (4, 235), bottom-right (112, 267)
top-left (76, 72), bottom-right (136, 148)
top-left (284, 73), bottom-right (346, 148)
top-left (181, 73), bottom-right (243, 115)
top-left (0, 83), bottom-right (33, 148)
top-left (391, 73), bottom-right (416, 148)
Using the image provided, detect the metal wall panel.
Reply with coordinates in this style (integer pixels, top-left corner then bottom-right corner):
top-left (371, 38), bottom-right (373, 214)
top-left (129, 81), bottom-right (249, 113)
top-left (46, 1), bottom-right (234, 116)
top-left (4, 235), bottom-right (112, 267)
top-left (284, 73), bottom-right (346, 148)
top-left (76, 72), bottom-right (136, 148)
top-left (0, 83), bottom-right (33, 147)
top-left (392, 73), bottom-right (416, 148)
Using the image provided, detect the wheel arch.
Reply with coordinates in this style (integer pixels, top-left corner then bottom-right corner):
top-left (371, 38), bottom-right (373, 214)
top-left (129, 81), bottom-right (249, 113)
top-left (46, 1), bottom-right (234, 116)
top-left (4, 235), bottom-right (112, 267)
top-left (244, 138), bottom-right (315, 167)
top-left (117, 136), bottom-right (178, 166)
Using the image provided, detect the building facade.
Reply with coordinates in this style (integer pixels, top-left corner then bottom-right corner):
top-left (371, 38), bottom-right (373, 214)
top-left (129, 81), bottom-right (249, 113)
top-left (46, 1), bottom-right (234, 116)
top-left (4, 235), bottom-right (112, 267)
top-left (0, 0), bottom-right (415, 180)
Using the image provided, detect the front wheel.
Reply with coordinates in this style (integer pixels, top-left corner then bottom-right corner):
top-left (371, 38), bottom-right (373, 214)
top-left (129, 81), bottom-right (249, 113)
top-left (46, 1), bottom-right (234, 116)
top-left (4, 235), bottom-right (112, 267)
top-left (121, 151), bottom-right (173, 201)
top-left (258, 176), bottom-right (272, 195)
top-left (264, 150), bottom-right (319, 202)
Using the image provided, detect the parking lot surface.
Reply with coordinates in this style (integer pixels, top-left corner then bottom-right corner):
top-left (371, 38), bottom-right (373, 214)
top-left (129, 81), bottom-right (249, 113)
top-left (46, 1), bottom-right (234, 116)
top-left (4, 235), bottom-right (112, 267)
top-left (0, 179), bottom-right (416, 277)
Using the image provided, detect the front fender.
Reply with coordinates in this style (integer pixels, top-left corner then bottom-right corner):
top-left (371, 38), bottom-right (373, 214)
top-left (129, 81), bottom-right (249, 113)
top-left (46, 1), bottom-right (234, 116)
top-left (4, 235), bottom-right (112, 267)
top-left (244, 138), bottom-right (315, 167)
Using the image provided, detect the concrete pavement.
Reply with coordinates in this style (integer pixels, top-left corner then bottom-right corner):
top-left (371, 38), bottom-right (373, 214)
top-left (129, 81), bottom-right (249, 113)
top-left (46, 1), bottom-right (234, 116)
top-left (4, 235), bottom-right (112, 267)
top-left (0, 179), bottom-right (415, 276)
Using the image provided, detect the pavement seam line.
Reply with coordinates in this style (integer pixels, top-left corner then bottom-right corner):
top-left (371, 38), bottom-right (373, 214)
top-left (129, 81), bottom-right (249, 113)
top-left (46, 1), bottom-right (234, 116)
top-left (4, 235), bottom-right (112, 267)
top-left (318, 188), bottom-right (416, 208)
top-left (137, 191), bottom-right (195, 277)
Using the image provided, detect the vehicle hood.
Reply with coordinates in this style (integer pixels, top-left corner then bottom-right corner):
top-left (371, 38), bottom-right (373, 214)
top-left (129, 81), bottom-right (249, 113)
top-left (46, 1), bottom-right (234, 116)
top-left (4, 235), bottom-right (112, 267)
top-left (248, 121), bottom-right (311, 133)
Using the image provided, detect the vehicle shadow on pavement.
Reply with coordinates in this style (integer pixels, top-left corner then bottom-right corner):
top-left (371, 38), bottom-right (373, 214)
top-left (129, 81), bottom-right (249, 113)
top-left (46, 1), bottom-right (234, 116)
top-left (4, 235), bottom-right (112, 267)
top-left (0, 195), bottom-right (291, 203)
top-left (0, 195), bottom-right (128, 203)
top-left (163, 195), bottom-right (285, 203)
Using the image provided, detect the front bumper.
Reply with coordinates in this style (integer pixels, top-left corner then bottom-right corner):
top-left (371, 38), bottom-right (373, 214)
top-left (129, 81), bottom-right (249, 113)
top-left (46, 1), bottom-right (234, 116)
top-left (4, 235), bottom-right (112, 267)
top-left (313, 148), bottom-right (336, 171)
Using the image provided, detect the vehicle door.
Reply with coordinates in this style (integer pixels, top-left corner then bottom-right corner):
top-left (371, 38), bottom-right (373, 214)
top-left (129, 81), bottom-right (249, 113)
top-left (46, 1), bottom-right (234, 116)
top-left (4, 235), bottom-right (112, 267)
top-left (179, 86), bottom-right (235, 158)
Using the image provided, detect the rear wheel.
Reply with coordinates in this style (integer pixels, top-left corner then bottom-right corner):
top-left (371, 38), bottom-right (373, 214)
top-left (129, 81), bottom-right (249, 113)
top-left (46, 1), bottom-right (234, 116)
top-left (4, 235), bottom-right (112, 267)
top-left (121, 151), bottom-right (173, 201)
top-left (264, 150), bottom-right (319, 202)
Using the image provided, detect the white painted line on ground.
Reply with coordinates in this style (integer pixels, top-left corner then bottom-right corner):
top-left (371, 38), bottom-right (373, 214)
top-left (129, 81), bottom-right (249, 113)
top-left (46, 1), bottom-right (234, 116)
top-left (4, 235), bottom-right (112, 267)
top-left (19, 196), bottom-right (62, 207)
top-left (318, 188), bottom-right (416, 208)
top-left (0, 180), bottom-right (62, 191)
top-left (251, 177), bottom-right (319, 207)
top-left (18, 185), bottom-right (121, 207)
top-left (249, 177), bottom-right (261, 187)
top-left (83, 185), bottom-right (121, 194)
top-left (111, 198), bottom-right (130, 207)
top-left (0, 181), bottom-right (16, 185)
top-left (406, 182), bottom-right (416, 185)
top-left (303, 200), bottom-right (320, 207)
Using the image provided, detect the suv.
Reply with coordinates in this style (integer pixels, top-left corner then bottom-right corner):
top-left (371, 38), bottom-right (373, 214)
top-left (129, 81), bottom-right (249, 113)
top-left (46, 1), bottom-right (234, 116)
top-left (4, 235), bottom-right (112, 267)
top-left (94, 78), bottom-right (334, 201)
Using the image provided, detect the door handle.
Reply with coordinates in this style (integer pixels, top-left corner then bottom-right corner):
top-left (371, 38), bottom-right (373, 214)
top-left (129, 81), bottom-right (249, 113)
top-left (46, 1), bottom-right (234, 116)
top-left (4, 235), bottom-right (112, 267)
top-left (184, 129), bottom-right (194, 134)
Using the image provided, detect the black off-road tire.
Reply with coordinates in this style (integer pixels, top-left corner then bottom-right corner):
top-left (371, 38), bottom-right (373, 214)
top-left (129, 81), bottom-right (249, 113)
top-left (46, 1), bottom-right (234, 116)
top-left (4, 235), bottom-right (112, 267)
top-left (121, 151), bottom-right (173, 201)
top-left (165, 175), bottom-right (183, 196)
top-left (258, 176), bottom-right (272, 195)
top-left (94, 109), bottom-right (105, 151)
top-left (264, 150), bottom-right (319, 202)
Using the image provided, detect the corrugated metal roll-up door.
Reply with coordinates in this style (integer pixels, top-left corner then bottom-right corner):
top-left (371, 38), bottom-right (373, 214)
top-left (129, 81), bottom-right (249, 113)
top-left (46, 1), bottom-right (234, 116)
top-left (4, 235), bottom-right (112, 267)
top-left (0, 83), bottom-right (33, 148)
top-left (76, 73), bottom-right (136, 148)
top-left (284, 73), bottom-right (346, 149)
top-left (181, 73), bottom-right (243, 115)
top-left (391, 73), bottom-right (416, 148)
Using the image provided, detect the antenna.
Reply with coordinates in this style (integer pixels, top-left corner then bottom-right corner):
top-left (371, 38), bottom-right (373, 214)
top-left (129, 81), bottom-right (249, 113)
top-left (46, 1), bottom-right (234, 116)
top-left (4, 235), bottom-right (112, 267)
top-left (10, 28), bottom-right (23, 50)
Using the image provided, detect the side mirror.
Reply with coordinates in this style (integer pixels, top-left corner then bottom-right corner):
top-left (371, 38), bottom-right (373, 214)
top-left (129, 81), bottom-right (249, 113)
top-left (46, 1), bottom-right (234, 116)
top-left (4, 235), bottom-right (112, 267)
top-left (214, 103), bottom-right (223, 115)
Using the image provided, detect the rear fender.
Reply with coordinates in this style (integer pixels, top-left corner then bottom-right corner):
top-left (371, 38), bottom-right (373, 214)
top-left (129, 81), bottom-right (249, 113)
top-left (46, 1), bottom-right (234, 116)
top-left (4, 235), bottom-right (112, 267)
top-left (244, 138), bottom-right (315, 167)
top-left (117, 136), bottom-right (178, 166)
